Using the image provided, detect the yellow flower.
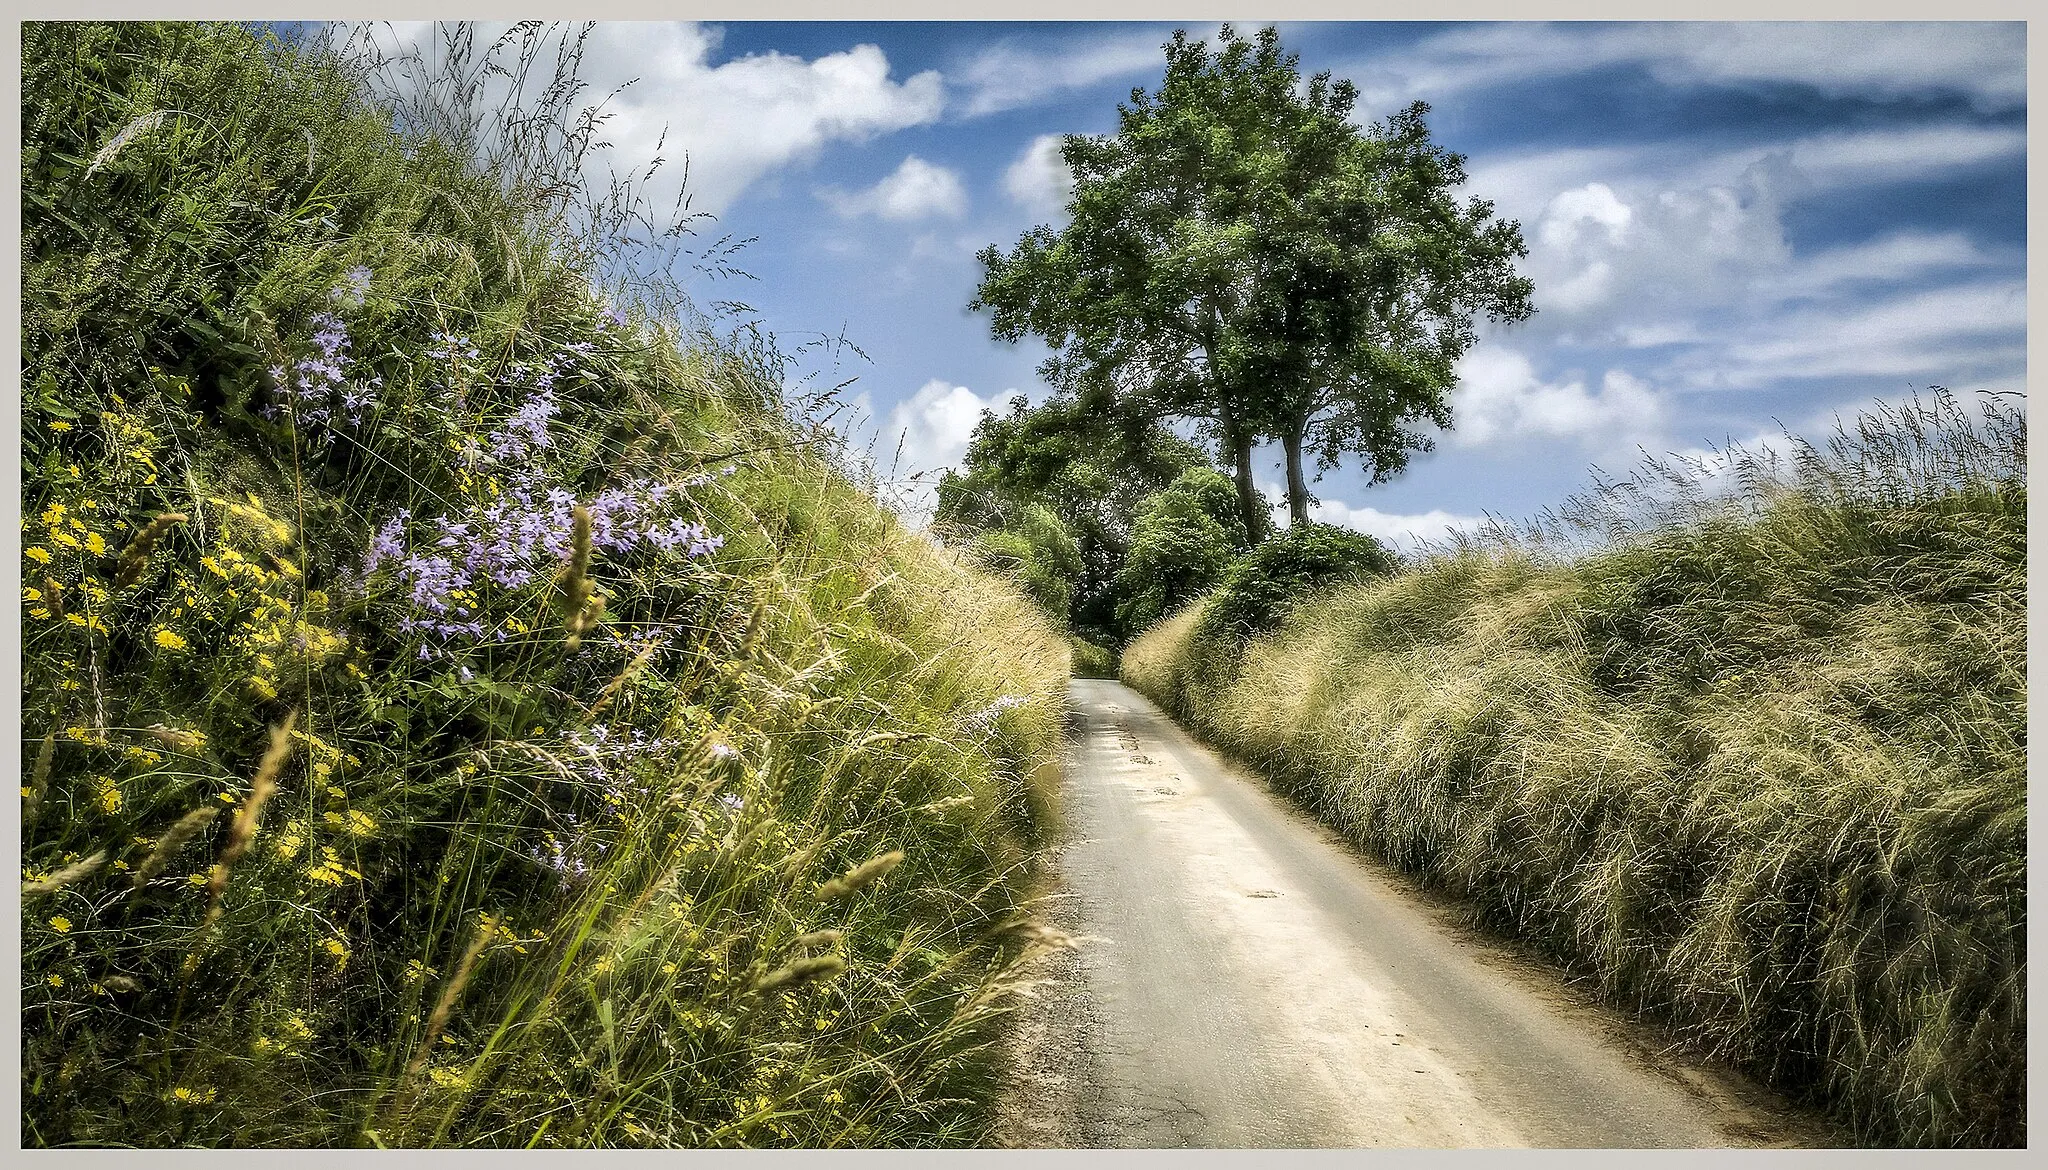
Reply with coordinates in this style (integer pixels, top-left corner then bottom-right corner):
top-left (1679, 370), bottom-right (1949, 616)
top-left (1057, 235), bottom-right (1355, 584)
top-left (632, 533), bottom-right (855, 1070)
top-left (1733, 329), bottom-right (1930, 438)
top-left (52, 531), bottom-right (79, 549)
top-left (49, 916), bottom-right (72, 933)
top-left (247, 676), bottom-right (278, 701)
top-left (153, 628), bottom-right (189, 651)
top-left (169, 1086), bottom-right (217, 1104)
top-left (24, 546), bottom-right (50, 564)
top-left (95, 777), bottom-right (123, 814)
top-left (64, 613), bottom-right (88, 629)
top-left (48, 420), bottom-right (72, 432)
top-left (84, 532), bottom-right (106, 555)
top-left (41, 503), bottom-right (66, 526)
top-left (24, 587), bottom-right (41, 602)
top-left (29, 608), bottom-right (50, 620)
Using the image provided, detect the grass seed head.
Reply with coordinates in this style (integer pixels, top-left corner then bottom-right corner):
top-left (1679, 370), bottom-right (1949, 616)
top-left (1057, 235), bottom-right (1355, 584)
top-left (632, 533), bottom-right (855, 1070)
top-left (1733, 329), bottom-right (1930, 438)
top-left (114, 513), bottom-right (188, 588)
top-left (22, 849), bottom-right (109, 898)
top-left (132, 806), bottom-right (222, 889)
top-left (814, 849), bottom-right (904, 901)
top-left (85, 110), bottom-right (169, 178)
top-left (750, 954), bottom-right (846, 995)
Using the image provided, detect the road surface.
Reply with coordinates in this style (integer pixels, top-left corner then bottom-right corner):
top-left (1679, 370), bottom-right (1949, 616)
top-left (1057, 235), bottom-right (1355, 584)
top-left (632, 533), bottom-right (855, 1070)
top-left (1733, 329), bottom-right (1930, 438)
top-left (996, 678), bottom-right (1838, 1149)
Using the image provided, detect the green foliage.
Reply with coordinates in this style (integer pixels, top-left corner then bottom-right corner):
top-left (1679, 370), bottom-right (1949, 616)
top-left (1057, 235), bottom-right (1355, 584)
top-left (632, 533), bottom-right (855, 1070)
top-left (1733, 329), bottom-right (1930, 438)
top-left (969, 23), bottom-right (1532, 531)
top-left (1123, 391), bottom-right (2026, 1148)
top-left (1197, 522), bottom-right (1397, 641)
top-left (1112, 468), bottom-right (1252, 633)
top-left (935, 393), bottom-right (1213, 644)
top-left (1067, 638), bottom-right (1116, 680)
top-left (21, 22), bottom-right (1070, 1149)
top-left (967, 502), bottom-right (1084, 621)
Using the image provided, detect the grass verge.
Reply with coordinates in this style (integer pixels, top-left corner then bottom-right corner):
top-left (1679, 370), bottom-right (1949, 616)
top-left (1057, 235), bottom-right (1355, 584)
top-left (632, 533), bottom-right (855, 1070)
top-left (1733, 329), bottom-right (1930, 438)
top-left (22, 22), bottom-right (1070, 1147)
top-left (1122, 391), bottom-right (2025, 1148)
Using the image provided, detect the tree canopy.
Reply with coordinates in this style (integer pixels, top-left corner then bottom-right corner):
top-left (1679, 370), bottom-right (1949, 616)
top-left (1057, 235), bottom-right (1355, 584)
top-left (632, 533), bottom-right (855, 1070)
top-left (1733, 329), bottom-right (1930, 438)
top-left (971, 24), bottom-right (1534, 528)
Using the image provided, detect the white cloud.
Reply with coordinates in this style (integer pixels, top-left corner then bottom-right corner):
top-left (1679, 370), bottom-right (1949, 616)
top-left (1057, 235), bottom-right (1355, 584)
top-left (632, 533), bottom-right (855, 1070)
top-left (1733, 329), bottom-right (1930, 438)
top-left (1525, 172), bottom-right (1791, 322)
top-left (1704, 280), bottom-right (2026, 388)
top-left (1309, 502), bottom-right (1489, 552)
top-left (1759, 231), bottom-right (2000, 302)
top-left (1004, 134), bottom-right (1072, 216)
top-left (348, 22), bottom-right (943, 215)
top-left (1348, 22), bottom-right (2024, 117)
top-left (955, 28), bottom-right (1184, 117)
top-left (820, 155), bottom-right (967, 221)
top-left (847, 379), bottom-right (1018, 523)
top-left (1451, 349), bottom-right (1667, 449)
top-left (1257, 478), bottom-right (1486, 552)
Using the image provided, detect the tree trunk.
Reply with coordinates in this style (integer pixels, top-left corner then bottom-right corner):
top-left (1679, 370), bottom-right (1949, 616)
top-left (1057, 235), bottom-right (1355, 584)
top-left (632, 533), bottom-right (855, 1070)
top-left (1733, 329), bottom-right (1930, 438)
top-left (1282, 422), bottom-right (1310, 526)
top-left (1228, 426), bottom-right (1266, 543)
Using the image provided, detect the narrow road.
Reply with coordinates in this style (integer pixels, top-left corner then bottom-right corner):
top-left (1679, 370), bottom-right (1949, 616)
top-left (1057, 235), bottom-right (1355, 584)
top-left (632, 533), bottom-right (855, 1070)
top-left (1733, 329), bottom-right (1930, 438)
top-left (997, 679), bottom-right (1838, 1149)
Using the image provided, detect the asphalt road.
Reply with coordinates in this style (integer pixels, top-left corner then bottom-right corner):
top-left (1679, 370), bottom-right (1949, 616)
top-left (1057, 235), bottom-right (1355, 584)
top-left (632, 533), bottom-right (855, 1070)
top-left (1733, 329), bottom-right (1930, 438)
top-left (995, 678), bottom-right (1839, 1150)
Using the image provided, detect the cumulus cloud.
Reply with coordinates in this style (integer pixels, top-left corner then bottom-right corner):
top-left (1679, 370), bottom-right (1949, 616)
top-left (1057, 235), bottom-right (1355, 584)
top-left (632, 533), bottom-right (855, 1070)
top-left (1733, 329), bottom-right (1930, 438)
top-left (1473, 135), bottom-right (2022, 401)
top-left (847, 379), bottom-right (1017, 523)
top-left (1257, 479), bottom-right (1485, 552)
top-left (1451, 349), bottom-right (1667, 449)
top-left (349, 22), bottom-right (943, 215)
top-left (820, 155), bottom-right (968, 221)
top-left (1308, 502), bottom-right (1488, 552)
top-left (1004, 134), bottom-right (1073, 217)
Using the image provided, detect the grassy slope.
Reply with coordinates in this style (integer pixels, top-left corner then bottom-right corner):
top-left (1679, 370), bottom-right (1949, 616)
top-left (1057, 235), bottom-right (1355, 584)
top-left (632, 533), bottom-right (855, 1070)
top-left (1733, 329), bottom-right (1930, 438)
top-left (21, 23), bottom-right (1069, 1147)
top-left (1123, 401), bottom-right (2025, 1148)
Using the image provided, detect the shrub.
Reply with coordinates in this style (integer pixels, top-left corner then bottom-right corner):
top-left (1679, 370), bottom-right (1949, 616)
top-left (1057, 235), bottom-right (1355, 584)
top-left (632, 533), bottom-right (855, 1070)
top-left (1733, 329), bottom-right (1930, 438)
top-left (967, 502), bottom-right (1083, 621)
top-left (1069, 637), bottom-right (1116, 679)
top-left (1197, 521), bottom-right (1397, 641)
top-left (1112, 468), bottom-right (1250, 633)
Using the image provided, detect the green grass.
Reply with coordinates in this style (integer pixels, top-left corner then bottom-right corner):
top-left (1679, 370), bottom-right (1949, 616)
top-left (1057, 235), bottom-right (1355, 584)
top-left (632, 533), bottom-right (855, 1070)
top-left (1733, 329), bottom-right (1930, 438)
top-left (1123, 391), bottom-right (2025, 1148)
top-left (22, 22), bottom-right (1071, 1147)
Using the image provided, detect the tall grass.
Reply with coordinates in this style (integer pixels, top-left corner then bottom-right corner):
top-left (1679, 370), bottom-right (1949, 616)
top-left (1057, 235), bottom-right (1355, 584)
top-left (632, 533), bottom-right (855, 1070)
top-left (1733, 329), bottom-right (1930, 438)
top-left (1123, 389), bottom-right (2025, 1147)
top-left (22, 22), bottom-right (1070, 1147)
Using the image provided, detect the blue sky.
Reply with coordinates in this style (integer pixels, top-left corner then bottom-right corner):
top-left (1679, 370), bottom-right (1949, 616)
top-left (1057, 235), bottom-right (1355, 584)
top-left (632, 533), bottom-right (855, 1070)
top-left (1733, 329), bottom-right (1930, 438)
top-left (364, 21), bottom-right (2026, 546)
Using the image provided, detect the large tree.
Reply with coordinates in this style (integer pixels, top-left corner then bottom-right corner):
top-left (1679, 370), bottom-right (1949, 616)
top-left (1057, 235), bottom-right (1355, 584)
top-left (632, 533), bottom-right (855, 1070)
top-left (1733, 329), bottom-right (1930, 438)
top-left (971, 24), bottom-right (1534, 528)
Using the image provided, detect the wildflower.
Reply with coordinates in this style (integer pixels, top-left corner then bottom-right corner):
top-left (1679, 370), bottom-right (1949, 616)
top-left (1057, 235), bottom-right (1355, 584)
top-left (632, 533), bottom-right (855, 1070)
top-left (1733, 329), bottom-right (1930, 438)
top-left (48, 420), bottom-right (72, 432)
top-left (48, 916), bottom-right (72, 933)
top-left (324, 936), bottom-right (350, 965)
top-left (169, 1086), bottom-right (217, 1105)
top-left (47, 974), bottom-right (65, 989)
top-left (95, 777), bottom-right (124, 814)
top-left (153, 628), bottom-right (189, 651)
top-left (25, 546), bottom-right (50, 564)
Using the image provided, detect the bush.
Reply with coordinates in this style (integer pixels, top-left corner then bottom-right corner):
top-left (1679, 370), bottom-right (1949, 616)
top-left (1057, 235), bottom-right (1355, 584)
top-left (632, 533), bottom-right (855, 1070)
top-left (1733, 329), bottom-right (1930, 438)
top-left (1069, 637), bottom-right (1116, 679)
top-left (1122, 390), bottom-right (2026, 1147)
top-left (1112, 468), bottom-right (1250, 633)
top-left (968, 502), bottom-right (1083, 621)
top-left (20, 22), bottom-right (1071, 1149)
top-left (1197, 521), bottom-right (1397, 641)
